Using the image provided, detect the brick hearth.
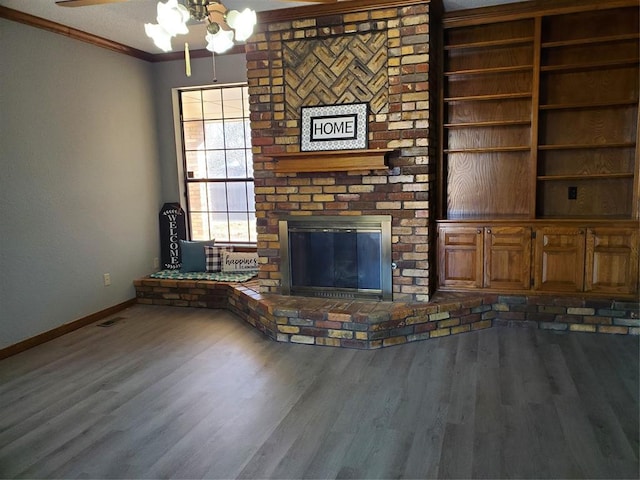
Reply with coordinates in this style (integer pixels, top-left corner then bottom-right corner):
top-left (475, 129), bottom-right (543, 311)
top-left (134, 278), bottom-right (640, 348)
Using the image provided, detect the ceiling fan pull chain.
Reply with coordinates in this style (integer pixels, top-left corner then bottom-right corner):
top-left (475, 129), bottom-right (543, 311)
top-left (212, 50), bottom-right (218, 83)
top-left (185, 42), bottom-right (191, 77)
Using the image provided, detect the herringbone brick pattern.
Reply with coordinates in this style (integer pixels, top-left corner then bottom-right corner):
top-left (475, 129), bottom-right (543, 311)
top-left (283, 32), bottom-right (389, 116)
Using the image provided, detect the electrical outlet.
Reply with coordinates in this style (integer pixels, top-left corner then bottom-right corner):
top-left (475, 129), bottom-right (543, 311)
top-left (568, 186), bottom-right (578, 200)
top-left (103, 273), bottom-right (111, 286)
top-left (153, 257), bottom-right (160, 269)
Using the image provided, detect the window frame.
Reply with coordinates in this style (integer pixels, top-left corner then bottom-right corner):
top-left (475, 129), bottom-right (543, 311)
top-left (173, 83), bottom-right (256, 245)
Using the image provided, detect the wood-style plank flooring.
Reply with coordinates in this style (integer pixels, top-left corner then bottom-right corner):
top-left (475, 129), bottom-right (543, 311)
top-left (0, 304), bottom-right (638, 479)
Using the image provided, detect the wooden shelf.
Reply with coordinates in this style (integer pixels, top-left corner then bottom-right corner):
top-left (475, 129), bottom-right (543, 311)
top-left (444, 36), bottom-right (533, 50)
top-left (540, 58), bottom-right (639, 73)
top-left (537, 173), bottom-right (634, 181)
top-left (445, 146), bottom-right (530, 154)
top-left (442, 3), bottom-right (639, 224)
top-left (541, 33), bottom-right (640, 48)
top-left (271, 149), bottom-right (393, 173)
top-left (444, 120), bottom-right (531, 128)
top-left (444, 92), bottom-right (531, 102)
top-left (536, 215), bottom-right (635, 221)
top-left (539, 100), bottom-right (638, 110)
top-left (445, 65), bottom-right (533, 76)
top-left (538, 143), bottom-right (636, 151)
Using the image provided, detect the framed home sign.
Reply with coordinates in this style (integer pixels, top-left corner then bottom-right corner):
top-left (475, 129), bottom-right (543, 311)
top-left (300, 103), bottom-right (368, 151)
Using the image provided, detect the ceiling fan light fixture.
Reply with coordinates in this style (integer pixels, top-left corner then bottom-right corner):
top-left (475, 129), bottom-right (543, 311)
top-left (205, 28), bottom-right (235, 54)
top-left (226, 8), bottom-right (256, 42)
top-left (144, 22), bottom-right (174, 52)
top-left (145, 0), bottom-right (257, 58)
top-left (156, 0), bottom-right (190, 36)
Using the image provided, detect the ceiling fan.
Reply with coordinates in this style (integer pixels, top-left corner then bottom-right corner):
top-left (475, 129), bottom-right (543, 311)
top-left (54, 0), bottom-right (341, 50)
top-left (54, 0), bottom-right (340, 77)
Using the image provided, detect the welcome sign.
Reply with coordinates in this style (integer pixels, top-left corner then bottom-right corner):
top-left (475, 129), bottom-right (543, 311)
top-left (159, 203), bottom-right (186, 270)
top-left (301, 103), bottom-right (368, 151)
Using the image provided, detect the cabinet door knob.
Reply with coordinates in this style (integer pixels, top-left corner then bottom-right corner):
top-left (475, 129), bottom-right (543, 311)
top-left (487, 229), bottom-right (492, 234)
top-left (477, 229), bottom-right (482, 234)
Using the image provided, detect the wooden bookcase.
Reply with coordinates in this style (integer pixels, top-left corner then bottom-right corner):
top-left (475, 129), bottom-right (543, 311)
top-left (537, 7), bottom-right (639, 218)
top-left (438, 0), bottom-right (639, 298)
top-left (443, 17), bottom-right (536, 218)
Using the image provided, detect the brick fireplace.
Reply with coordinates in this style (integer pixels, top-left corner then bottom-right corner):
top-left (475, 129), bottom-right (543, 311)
top-left (247, 0), bottom-right (438, 302)
top-left (135, 0), bottom-right (640, 349)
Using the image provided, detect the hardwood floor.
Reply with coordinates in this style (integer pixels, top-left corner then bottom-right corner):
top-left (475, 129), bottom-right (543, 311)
top-left (0, 304), bottom-right (637, 479)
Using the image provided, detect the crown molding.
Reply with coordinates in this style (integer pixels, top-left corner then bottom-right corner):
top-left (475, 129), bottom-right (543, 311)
top-left (258, 0), bottom-right (434, 23)
top-left (0, 5), bottom-right (244, 62)
top-left (0, 5), bottom-right (155, 62)
top-left (443, 0), bottom-right (639, 28)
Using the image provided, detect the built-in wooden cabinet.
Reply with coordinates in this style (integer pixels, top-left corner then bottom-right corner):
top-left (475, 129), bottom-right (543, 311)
top-left (438, 222), bottom-right (639, 297)
top-left (438, 223), bottom-right (546, 293)
top-left (484, 226), bottom-right (532, 290)
top-left (438, 225), bottom-right (483, 289)
top-left (438, 1), bottom-right (639, 299)
top-left (533, 226), bottom-right (585, 292)
top-left (438, 224), bottom-right (532, 292)
top-left (585, 227), bottom-right (639, 295)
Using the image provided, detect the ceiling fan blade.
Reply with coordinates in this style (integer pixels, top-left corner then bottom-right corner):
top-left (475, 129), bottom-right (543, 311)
top-left (56, 0), bottom-right (129, 7)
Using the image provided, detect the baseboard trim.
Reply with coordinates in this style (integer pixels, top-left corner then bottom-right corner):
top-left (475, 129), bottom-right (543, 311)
top-left (0, 298), bottom-right (137, 361)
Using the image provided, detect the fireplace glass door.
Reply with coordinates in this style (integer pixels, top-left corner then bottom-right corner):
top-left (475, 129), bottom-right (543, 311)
top-left (280, 216), bottom-right (392, 300)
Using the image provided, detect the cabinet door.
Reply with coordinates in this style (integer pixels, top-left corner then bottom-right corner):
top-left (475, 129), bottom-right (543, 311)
top-left (438, 225), bottom-right (483, 288)
top-left (484, 226), bottom-right (532, 290)
top-left (585, 228), bottom-right (639, 295)
top-left (533, 227), bottom-right (585, 292)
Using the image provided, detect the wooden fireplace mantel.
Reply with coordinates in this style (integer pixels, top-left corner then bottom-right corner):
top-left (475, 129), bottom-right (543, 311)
top-left (271, 149), bottom-right (393, 173)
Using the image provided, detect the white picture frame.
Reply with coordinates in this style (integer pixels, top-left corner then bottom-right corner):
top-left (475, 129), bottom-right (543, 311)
top-left (300, 103), bottom-right (368, 151)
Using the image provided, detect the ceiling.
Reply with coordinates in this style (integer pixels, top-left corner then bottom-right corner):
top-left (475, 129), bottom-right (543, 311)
top-left (0, 0), bottom-right (528, 54)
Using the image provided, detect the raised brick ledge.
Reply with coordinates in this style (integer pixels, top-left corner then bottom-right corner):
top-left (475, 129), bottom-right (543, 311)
top-left (134, 277), bottom-right (640, 349)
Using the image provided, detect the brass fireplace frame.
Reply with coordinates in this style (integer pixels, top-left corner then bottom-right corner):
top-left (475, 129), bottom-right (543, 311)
top-left (279, 215), bottom-right (393, 301)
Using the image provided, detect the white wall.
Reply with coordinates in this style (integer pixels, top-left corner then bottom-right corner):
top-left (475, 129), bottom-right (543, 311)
top-left (0, 18), bottom-right (249, 350)
top-left (0, 19), bottom-right (162, 349)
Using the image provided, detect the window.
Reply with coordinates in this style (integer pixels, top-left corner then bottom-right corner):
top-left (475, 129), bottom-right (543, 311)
top-left (179, 85), bottom-right (255, 243)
